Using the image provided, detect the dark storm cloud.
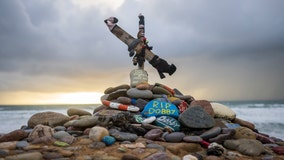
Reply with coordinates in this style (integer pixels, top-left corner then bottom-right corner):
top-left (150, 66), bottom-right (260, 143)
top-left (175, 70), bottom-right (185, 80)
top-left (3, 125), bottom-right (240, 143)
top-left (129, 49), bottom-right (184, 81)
top-left (0, 0), bottom-right (284, 101)
top-left (125, 0), bottom-right (284, 56)
top-left (0, 0), bottom-right (126, 76)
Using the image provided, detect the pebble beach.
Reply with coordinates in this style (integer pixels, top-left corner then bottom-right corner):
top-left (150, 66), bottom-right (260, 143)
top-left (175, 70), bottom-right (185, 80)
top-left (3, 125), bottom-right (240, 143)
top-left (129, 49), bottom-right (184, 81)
top-left (0, 82), bottom-right (284, 160)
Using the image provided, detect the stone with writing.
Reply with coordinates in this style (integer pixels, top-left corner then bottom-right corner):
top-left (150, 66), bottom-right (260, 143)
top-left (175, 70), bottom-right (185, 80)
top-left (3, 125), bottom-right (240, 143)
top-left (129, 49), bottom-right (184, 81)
top-left (178, 106), bottom-right (215, 129)
top-left (155, 116), bottom-right (181, 132)
top-left (141, 100), bottom-right (179, 118)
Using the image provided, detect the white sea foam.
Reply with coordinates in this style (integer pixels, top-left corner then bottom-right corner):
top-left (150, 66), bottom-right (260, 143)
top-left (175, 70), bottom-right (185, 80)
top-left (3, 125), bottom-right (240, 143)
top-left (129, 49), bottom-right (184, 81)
top-left (0, 105), bottom-right (95, 134)
top-left (0, 101), bottom-right (283, 139)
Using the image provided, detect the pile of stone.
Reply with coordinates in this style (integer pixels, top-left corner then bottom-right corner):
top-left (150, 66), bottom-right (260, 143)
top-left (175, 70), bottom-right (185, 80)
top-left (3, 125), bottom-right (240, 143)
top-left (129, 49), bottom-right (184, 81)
top-left (0, 82), bottom-right (284, 160)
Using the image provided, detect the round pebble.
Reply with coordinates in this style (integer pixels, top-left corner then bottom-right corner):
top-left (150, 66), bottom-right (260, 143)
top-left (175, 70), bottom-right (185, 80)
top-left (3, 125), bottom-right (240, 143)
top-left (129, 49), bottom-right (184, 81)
top-left (102, 136), bottom-right (116, 146)
top-left (53, 131), bottom-right (71, 140)
top-left (164, 132), bottom-right (185, 142)
top-left (127, 88), bottom-right (153, 99)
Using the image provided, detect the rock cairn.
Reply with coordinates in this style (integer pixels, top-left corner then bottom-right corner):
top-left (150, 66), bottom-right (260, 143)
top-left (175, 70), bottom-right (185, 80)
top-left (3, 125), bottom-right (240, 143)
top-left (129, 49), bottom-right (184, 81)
top-left (0, 82), bottom-right (284, 160)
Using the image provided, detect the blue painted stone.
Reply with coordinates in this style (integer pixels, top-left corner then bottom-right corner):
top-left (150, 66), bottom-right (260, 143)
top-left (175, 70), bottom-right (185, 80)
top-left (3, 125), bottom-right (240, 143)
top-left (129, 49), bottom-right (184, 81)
top-left (225, 123), bottom-right (241, 129)
top-left (134, 115), bottom-right (156, 124)
top-left (141, 100), bottom-right (179, 118)
top-left (102, 136), bottom-right (116, 146)
top-left (154, 116), bottom-right (180, 132)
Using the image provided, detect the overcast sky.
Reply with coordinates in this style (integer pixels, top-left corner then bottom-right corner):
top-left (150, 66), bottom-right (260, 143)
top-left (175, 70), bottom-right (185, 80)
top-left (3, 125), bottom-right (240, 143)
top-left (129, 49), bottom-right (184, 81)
top-left (1, 0), bottom-right (284, 104)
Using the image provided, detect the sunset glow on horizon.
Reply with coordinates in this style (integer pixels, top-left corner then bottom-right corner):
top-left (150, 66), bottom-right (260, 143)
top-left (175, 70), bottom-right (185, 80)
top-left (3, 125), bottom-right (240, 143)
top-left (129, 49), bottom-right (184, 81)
top-left (37, 92), bottom-right (104, 105)
top-left (1, 1), bottom-right (284, 105)
top-left (0, 92), bottom-right (103, 105)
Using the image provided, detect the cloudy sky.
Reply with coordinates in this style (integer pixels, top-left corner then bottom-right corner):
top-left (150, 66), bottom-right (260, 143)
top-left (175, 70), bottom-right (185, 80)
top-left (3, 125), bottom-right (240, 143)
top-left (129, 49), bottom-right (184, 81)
top-left (0, 0), bottom-right (284, 104)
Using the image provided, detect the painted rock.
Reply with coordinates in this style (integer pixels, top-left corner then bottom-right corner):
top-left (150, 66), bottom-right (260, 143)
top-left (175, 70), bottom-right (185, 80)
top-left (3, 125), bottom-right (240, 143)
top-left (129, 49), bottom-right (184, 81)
top-left (155, 116), bottom-right (180, 132)
top-left (130, 69), bottom-right (148, 88)
top-left (127, 88), bottom-right (153, 99)
top-left (102, 100), bottom-right (140, 112)
top-left (53, 141), bottom-right (70, 147)
top-left (164, 132), bottom-right (185, 142)
top-left (178, 106), bottom-right (215, 129)
top-left (102, 136), bottom-right (116, 146)
top-left (134, 115), bottom-right (156, 124)
top-left (141, 100), bottom-right (179, 118)
top-left (211, 102), bottom-right (236, 120)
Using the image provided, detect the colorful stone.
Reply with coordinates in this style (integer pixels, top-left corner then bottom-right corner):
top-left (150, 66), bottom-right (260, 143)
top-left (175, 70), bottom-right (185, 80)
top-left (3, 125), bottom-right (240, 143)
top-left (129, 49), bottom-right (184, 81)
top-left (141, 100), bottom-right (179, 118)
top-left (102, 136), bottom-right (116, 146)
top-left (154, 116), bottom-right (180, 132)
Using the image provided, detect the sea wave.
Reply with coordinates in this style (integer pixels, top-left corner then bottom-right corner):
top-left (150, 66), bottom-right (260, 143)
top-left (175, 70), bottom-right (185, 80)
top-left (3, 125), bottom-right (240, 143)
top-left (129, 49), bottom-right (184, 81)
top-left (219, 100), bottom-right (284, 108)
top-left (0, 102), bottom-right (283, 139)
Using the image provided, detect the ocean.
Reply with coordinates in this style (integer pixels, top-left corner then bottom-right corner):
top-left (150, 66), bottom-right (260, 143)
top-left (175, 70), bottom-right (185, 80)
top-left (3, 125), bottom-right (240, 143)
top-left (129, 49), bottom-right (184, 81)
top-left (0, 100), bottom-right (283, 140)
